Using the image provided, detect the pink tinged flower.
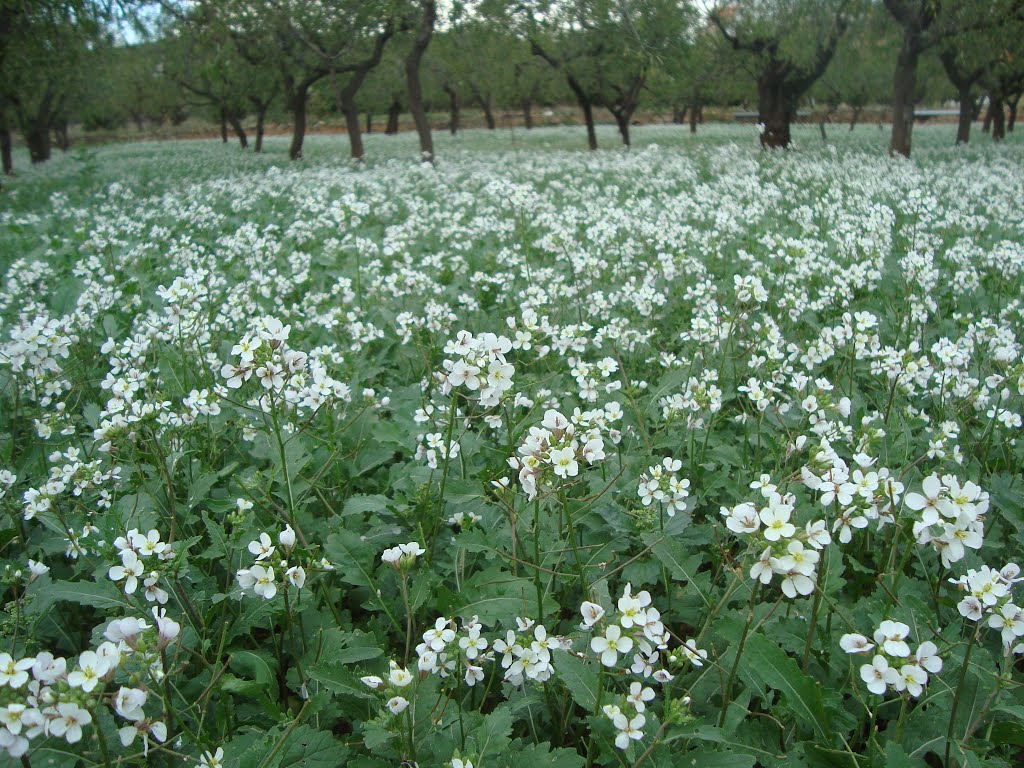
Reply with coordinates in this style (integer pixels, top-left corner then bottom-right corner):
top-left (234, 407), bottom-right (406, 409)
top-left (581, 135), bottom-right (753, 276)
top-left (152, 607), bottom-right (181, 650)
top-left (114, 687), bottom-right (147, 721)
top-left (840, 633), bottom-right (875, 655)
top-left (591, 625), bottom-right (633, 667)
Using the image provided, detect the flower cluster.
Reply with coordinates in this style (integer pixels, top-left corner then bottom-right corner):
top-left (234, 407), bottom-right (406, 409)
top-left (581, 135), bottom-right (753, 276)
top-left (950, 563), bottom-right (1024, 654)
top-left (720, 481), bottom-right (830, 598)
top-left (0, 608), bottom-right (179, 758)
top-left (438, 330), bottom-right (516, 409)
top-left (637, 457), bottom-right (690, 518)
top-left (381, 541), bottom-right (426, 571)
top-left (510, 406), bottom-right (619, 499)
top-left (904, 474), bottom-right (988, 567)
top-left (109, 528), bottom-right (174, 600)
top-left (842, 620), bottom-right (942, 698)
top-left (236, 524), bottom-right (307, 599)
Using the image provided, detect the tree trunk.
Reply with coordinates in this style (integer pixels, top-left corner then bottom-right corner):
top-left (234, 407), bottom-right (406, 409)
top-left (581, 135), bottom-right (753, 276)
top-left (955, 85), bottom-right (972, 144)
top-left (1008, 94), bottom-right (1019, 132)
top-left (689, 103), bottom-right (699, 134)
top-left (24, 122), bottom-right (51, 164)
top-left (444, 87), bottom-right (458, 134)
top-left (341, 96), bottom-right (364, 161)
top-left (757, 75), bottom-right (793, 149)
top-left (1, 121), bottom-right (12, 176)
top-left (254, 104), bottom-right (266, 153)
top-left (53, 120), bottom-right (70, 152)
top-left (405, 0), bottom-right (436, 162)
top-left (522, 99), bottom-right (533, 129)
top-left (228, 114), bottom-right (248, 148)
top-left (220, 108), bottom-right (228, 143)
top-left (991, 97), bottom-right (1005, 141)
top-left (614, 114), bottom-right (630, 147)
top-left (672, 104), bottom-right (686, 124)
top-left (982, 100), bottom-right (993, 133)
top-left (890, 35), bottom-right (919, 157)
top-left (288, 83), bottom-right (308, 161)
top-left (386, 100), bottom-right (400, 134)
top-left (480, 96), bottom-right (496, 130)
top-left (581, 97), bottom-right (597, 150)
top-left (849, 105), bottom-right (862, 130)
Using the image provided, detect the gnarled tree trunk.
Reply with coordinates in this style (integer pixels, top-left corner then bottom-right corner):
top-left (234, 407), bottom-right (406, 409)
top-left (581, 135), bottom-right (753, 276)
top-left (228, 114), bottom-right (248, 149)
top-left (443, 86), bottom-right (458, 134)
top-left (522, 99), bottom-right (533, 129)
top-left (757, 75), bottom-right (794, 149)
top-left (991, 97), bottom-right (1005, 141)
top-left (405, 0), bottom-right (436, 162)
top-left (1, 120), bottom-right (12, 176)
top-left (890, 36), bottom-right (919, 157)
top-left (287, 81), bottom-right (309, 160)
top-left (955, 85), bottom-right (973, 144)
top-left (341, 95), bottom-right (364, 160)
top-left (253, 103), bottom-right (267, 153)
top-left (849, 105), bottom-right (862, 130)
top-left (1009, 94), bottom-right (1020, 132)
top-left (219, 108), bottom-right (228, 143)
top-left (386, 99), bottom-right (400, 134)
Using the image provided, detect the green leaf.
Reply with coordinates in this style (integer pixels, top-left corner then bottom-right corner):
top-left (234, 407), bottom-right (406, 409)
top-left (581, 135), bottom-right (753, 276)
top-left (277, 725), bottom-right (350, 768)
top-left (324, 528), bottom-right (378, 588)
top-left (25, 579), bottom-right (130, 615)
top-left (675, 750), bottom-right (755, 768)
top-left (508, 741), bottom-right (586, 767)
top-left (306, 663), bottom-right (375, 700)
top-left (738, 634), bottom-right (831, 742)
top-left (449, 567), bottom-right (549, 625)
top-left (342, 494), bottom-right (390, 517)
top-left (883, 742), bottom-right (928, 768)
top-left (645, 535), bottom-right (712, 607)
top-left (553, 649), bottom-right (599, 712)
top-left (469, 705), bottom-right (513, 761)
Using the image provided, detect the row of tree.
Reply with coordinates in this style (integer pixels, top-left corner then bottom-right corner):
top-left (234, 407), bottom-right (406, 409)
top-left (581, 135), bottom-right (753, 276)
top-left (2, 0), bottom-right (1023, 179)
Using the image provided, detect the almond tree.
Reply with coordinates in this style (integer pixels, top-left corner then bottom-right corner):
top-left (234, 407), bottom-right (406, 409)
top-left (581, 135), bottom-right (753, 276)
top-left (710, 0), bottom-right (850, 150)
top-left (882, 0), bottom-right (1013, 155)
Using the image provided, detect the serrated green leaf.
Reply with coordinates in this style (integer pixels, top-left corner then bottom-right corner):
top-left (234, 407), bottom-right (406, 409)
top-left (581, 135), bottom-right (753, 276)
top-left (738, 634), bottom-right (830, 742)
top-left (645, 535), bottom-right (711, 607)
top-left (553, 649), bottom-right (599, 712)
top-left (25, 578), bottom-right (130, 615)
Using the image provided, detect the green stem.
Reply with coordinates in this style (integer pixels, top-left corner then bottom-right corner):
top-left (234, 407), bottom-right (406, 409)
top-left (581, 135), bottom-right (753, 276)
top-left (719, 581), bottom-right (759, 726)
top-left (944, 627), bottom-right (979, 768)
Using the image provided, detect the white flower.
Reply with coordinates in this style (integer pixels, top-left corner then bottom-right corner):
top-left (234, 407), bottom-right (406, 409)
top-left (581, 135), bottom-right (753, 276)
top-left (67, 651), bottom-right (110, 692)
top-left (860, 655), bottom-right (897, 695)
top-left (840, 634), bottom-right (875, 655)
top-left (591, 625), bottom-right (633, 667)
top-left (612, 712), bottom-right (645, 749)
top-left (48, 702), bottom-right (92, 744)
top-left (580, 601), bottom-right (605, 628)
top-left (387, 696), bottom-right (409, 714)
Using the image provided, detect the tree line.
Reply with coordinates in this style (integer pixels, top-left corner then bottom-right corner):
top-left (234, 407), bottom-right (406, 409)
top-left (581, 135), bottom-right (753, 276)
top-left (2, 0), bottom-right (1023, 179)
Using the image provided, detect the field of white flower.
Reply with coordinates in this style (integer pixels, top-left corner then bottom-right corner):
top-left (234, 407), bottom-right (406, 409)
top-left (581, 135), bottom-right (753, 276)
top-left (0, 124), bottom-right (1022, 768)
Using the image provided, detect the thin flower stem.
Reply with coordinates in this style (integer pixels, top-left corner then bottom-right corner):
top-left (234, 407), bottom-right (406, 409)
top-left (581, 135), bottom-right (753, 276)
top-left (719, 581), bottom-right (760, 726)
top-left (944, 626), bottom-right (979, 768)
